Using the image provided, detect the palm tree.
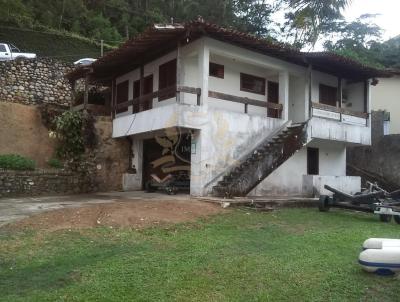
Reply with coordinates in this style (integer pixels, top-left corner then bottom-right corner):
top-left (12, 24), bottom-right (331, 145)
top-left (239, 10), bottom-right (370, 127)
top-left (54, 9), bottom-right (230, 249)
top-left (284, 0), bottom-right (353, 48)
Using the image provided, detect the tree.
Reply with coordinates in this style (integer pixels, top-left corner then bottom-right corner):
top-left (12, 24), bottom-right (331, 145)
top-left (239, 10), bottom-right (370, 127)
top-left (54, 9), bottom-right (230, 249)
top-left (280, 0), bottom-right (352, 48)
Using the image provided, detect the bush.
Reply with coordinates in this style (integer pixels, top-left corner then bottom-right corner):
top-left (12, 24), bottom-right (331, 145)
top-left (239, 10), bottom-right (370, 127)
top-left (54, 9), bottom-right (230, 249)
top-left (47, 158), bottom-right (63, 169)
top-left (0, 154), bottom-right (36, 170)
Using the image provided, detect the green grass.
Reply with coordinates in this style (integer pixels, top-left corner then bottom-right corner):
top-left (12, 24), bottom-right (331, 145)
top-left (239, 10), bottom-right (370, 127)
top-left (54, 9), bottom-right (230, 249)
top-left (0, 26), bottom-right (114, 63)
top-left (1, 208), bottom-right (400, 301)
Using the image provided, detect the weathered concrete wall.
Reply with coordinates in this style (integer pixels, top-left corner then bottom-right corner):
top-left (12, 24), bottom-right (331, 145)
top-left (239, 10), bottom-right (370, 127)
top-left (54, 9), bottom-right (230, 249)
top-left (302, 175), bottom-right (361, 196)
top-left (0, 169), bottom-right (92, 198)
top-left (347, 111), bottom-right (400, 188)
top-left (0, 58), bottom-right (73, 106)
top-left (0, 102), bottom-right (56, 167)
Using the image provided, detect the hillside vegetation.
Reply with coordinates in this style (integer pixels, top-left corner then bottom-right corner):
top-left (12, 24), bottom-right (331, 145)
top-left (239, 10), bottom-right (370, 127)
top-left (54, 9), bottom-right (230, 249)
top-left (0, 26), bottom-right (114, 62)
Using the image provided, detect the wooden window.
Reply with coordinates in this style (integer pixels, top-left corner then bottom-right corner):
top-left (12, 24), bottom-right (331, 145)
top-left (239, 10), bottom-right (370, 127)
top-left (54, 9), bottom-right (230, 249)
top-left (209, 62), bottom-right (224, 78)
top-left (159, 59), bottom-right (176, 101)
top-left (240, 73), bottom-right (266, 95)
top-left (319, 84), bottom-right (337, 107)
top-left (267, 81), bottom-right (279, 118)
top-left (307, 147), bottom-right (319, 175)
top-left (116, 80), bottom-right (129, 113)
top-left (133, 75), bottom-right (153, 113)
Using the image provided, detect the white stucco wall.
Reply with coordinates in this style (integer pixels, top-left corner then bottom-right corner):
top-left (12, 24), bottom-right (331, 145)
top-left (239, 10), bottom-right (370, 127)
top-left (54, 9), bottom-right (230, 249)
top-left (249, 139), bottom-right (347, 196)
top-left (371, 76), bottom-right (400, 134)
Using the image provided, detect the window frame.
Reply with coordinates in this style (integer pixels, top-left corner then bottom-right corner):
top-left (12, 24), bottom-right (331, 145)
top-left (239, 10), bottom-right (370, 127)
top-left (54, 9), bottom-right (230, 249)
top-left (319, 83), bottom-right (337, 107)
top-left (209, 62), bottom-right (224, 79)
top-left (240, 73), bottom-right (266, 95)
top-left (158, 59), bottom-right (177, 101)
top-left (115, 80), bottom-right (129, 114)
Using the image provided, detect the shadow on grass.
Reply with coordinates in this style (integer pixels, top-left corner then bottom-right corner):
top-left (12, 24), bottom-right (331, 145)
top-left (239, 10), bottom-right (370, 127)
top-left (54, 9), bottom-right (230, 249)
top-left (0, 241), bottom-right (134, 298)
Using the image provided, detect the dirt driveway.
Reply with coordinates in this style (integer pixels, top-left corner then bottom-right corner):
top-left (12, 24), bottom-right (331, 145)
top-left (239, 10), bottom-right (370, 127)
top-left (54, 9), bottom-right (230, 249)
top-left (0, 192), bottom-right (225, 230)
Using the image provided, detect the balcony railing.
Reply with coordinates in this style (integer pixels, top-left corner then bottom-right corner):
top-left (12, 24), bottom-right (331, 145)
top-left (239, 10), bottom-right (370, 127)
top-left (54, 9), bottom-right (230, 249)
top-left (112, 85), bottom-right (201, 118)
top-left (311, 102), bottom-right (368, 126)
top-left (208, 90), bottom-right (283, 117)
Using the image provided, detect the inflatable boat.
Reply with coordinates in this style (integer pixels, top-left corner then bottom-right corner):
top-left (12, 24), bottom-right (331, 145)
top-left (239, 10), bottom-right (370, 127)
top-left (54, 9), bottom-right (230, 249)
top-left (359, 238), bottom-right (400, 275)
top-left (363, 238), bottom-right (400, 250)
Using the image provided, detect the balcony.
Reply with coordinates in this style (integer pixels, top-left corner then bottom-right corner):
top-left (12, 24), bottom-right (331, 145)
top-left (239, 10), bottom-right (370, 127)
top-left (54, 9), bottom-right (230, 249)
top-left (308, 102), bottom-right (370, 145)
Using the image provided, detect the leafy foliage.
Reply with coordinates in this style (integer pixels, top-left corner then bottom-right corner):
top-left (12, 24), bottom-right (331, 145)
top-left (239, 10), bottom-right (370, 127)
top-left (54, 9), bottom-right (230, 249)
top-left (53, 111), bottom-right (97, 163)
top-left (54, 111), bottom-right (85, 160)
top-left (47, 158), bottom-right (64, 169)
top-left (0, 154), bottom-right (36, 170)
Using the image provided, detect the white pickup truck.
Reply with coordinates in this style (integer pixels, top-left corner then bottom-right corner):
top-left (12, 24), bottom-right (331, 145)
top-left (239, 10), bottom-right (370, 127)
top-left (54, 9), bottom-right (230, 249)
top-left (0, 43), bottom-right (37, 61)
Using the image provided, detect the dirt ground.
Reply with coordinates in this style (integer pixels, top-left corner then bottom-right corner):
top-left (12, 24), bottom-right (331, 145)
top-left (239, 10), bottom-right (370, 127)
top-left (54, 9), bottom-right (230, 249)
top-left (4, 199), bottom-right (225, 232)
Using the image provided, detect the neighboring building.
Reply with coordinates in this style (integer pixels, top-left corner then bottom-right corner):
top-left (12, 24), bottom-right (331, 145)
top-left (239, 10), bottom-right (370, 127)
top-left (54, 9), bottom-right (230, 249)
top-left (370, 72), bottom-right (400, 134)
top-left (67, 20), bottom-right (386, 197)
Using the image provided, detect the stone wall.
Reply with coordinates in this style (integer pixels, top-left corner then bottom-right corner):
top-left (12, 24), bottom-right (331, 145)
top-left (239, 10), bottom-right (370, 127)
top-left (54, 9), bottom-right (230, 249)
top-left (0, 58), bottom-right (73, 107)
top-left (0, 169), bottom-right (93, 198)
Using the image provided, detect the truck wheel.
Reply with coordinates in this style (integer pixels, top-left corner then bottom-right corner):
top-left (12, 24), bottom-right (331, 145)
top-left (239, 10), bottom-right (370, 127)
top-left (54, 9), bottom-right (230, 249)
top-left (15, 56), bottom-right (24, 63)
top-left (318, 195), bottom-right (330, 212)
top-left (379, 214), bottom-right (392, 223)
top-left (394, 216), bottom-right (400, 224)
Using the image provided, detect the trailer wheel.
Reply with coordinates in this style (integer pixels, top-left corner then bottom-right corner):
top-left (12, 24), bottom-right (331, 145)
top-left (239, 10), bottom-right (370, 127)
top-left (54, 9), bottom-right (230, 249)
top-left (318, 195), bottom-right (330, 212)
top-left (379, 214), bottom-right (392, 223)
top-left (394, 216), bottom-right (400, 224)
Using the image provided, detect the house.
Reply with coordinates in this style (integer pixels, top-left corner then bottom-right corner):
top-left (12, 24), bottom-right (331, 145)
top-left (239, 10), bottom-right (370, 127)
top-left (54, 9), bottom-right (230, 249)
top-left (370, 71), bottom-right (400, 134)
top-left (67, 20), bottom-right (386, 197)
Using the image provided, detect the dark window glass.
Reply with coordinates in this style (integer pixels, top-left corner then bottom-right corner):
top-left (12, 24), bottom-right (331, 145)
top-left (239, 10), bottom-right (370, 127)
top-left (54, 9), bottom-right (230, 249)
top-left (319, 84), bottom-right (337, 107)
top-left (240, 73), bottom-right (266, 95)
top-left (209, 62), bottom-right (224, 78)
top-left (132, 80), bottom-right (140, 113)
top-left (159, 59), bottom-right (176, 101)
top-left (0, 45), bottom-right (6, 52)
top-left (267, 81), bottom-right (279, 118)
top-left (116, 80), bottom-right (129, 113)
top-left (307, 147), bottom-right (319, 175)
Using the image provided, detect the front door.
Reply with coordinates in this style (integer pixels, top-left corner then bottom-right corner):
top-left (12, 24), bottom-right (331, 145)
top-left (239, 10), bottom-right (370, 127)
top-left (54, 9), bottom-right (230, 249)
top-left (267, 81), bottom-right (279, 118)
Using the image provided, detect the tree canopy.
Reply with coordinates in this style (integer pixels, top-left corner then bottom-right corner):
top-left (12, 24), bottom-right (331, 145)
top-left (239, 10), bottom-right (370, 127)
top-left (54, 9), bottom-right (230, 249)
top-left (0, 0), bottom-right (399, 68)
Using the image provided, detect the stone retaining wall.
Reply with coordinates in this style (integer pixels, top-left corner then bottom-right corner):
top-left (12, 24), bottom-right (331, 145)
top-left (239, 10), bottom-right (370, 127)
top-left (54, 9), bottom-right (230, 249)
top-left (0, 58), bottom-right (73, 107)
top-left (0, 169), bottom-right (93, 198)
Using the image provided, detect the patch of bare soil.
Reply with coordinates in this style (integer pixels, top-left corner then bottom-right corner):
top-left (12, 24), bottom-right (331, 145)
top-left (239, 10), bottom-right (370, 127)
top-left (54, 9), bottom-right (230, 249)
top-left (5, 200), bottom-right (225, 232)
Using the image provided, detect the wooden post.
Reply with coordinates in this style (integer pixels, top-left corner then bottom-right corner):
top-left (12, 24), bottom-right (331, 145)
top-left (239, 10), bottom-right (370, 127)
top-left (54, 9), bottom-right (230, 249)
top-left (176, 42), bottom-right (182, 103)
top-left (244, 103), bottom-right (248, 114)
top-left (83, 74), bottom-right (89, 110)
top-left (364, 80), bottom-right (368, 114)
top-left (111, 78), bottom-right (115, 119)
top-left (337, 77), bottom-right (342, 108)
top-left (139, 65), bottom-right (144, 111)
top-left (308, 64), bottom-right (313, 118)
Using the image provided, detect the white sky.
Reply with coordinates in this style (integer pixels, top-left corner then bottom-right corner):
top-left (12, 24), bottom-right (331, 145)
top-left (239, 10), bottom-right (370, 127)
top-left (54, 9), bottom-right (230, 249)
top-left (342, 0), bottom-right (400, 40)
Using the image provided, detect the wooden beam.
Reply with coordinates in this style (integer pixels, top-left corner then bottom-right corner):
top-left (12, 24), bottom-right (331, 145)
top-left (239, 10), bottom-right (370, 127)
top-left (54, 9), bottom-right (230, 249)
top-left (208, 90), bottom-right (283, 110)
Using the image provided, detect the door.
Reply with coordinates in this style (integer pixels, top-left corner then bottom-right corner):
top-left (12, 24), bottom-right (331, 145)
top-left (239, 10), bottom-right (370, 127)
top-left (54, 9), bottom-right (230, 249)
top-left (307, 147), bottom-right (319, 175)
top-left (0, 44), bottom-right (10, 60)
top-left (267, 81), bottom-right (279, 118)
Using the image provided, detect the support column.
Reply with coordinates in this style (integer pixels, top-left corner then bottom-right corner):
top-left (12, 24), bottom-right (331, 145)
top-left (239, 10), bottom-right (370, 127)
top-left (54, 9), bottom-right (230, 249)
top-left (364, 79), bottom-right (371, 127)
top-left (198, 40), bottom-right (209, 107)
top-left (279, 70), bottom-right (289, 120)
top-left (176, 42), bottom-right (182, 103)
top-left (337, 77), bottom-right (342, 108)
top-left (306, 65), bottom-right (313, 119)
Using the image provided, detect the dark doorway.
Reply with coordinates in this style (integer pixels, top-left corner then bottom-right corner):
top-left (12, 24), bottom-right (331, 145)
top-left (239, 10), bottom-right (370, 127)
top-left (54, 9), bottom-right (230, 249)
top-left (267, 81), bottom-right (279, 118)
top-left (307, 147), bottom-right (319, 175)
top-left (142, 133), bottom-right (191, 191)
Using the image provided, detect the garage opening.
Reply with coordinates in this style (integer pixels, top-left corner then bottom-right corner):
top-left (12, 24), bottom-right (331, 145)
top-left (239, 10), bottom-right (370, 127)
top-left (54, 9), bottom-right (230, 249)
top-left (143, 131), bottom-right (191, 193)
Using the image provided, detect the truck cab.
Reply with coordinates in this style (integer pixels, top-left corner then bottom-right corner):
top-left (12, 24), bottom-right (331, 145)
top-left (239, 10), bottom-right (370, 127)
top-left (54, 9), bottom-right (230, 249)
top-left (0, 43), bottom-right (37, 61)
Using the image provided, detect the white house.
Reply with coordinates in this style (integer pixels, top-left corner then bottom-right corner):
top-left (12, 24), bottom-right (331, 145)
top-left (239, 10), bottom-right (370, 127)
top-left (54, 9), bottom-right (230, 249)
top-left (67, 20), bottom-right (386, 197)
top-left (370, 72), bottom-right (400, 135)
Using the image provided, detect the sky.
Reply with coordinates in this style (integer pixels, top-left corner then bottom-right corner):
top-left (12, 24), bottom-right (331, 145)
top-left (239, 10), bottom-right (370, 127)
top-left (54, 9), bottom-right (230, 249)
top-left (342, 0), bottom-right (400, 40)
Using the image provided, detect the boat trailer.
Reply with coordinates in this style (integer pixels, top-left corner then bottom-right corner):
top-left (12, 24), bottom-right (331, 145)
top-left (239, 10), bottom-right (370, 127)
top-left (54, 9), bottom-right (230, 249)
top-left (319, 182), bottom-right (400, 223)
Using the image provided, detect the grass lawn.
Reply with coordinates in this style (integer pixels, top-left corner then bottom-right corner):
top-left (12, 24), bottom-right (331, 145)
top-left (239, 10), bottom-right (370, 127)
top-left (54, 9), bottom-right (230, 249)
top-left (0, 208), bottom-right (399, 301)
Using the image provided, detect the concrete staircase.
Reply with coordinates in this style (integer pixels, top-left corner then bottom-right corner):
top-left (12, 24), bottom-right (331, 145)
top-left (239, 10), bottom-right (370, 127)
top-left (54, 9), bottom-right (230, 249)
top-left (212, 121), bottom-right (308, 197)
